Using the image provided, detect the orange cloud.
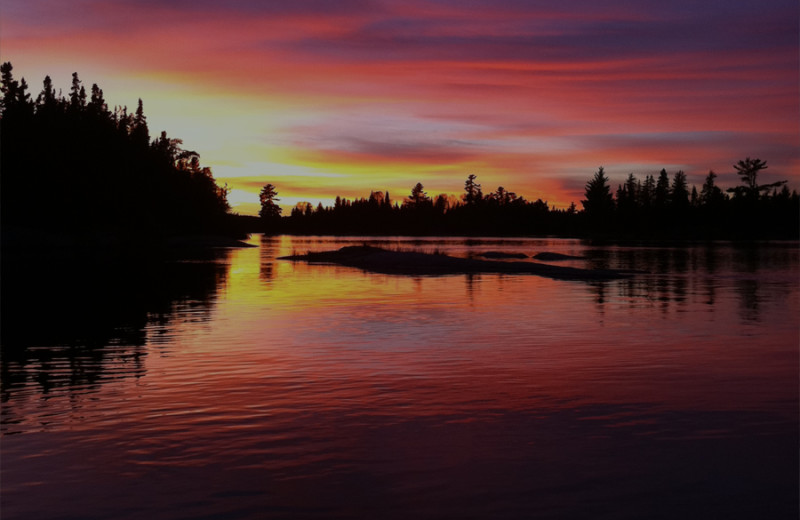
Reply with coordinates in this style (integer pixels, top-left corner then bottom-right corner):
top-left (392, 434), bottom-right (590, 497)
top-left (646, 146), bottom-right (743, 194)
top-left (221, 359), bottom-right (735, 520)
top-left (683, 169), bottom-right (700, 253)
top-left (2, 0), bottom-right (797, 215)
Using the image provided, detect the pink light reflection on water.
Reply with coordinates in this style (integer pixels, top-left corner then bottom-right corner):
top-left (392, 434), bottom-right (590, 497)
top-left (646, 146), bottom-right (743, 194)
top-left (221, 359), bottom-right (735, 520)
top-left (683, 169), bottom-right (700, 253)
top-left (1, 236), bottom-right (797, 519)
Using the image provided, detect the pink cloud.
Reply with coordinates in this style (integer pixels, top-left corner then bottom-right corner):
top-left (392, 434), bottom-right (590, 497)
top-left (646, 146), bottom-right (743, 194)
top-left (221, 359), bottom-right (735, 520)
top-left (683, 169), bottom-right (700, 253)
top-left (2, 0), bottom-right (797, 214)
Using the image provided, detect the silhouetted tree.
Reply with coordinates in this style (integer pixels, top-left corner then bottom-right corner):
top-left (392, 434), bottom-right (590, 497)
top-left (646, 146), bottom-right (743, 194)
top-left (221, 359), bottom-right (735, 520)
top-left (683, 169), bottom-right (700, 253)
top-left (728, 157), bottom-right (785, 200)
top-left (690, 186), bottom-right (699, 207)
top-left (131, 98), bottom-right (149, 148)
top-left (406, 182), bottom-right (430, 207)
top-left (69, 72), bottom-right (86, 110)
top-left (1, 64), bottom-right (231, 239)
top-left (0, 63), bottom-right (32, 119)
top-left (671, 170), bottom-right (690, 209)
top-left (654, 168), bottom-right (670, 208)
top-left (259, 183), bottom-right (282, 220)
top-left (641, 174), bottom-right (656, 209)
top-left (433, 193), bottom-right (450, 214)
top-left (616, 173), bottom-right (639, 214)
top-left (88, 83), bottom-right (107, 116)
top-left (463, 174), bottom-right (482, 205)
top-left (700, 171), bottom-right (725, 207)
top-left (582, 167), bottom-right (614, 219)
top-left (0, 62), bottom-right (19, 113)
top-left (292, 201), bottom-right (313, 217)
top-left (37, 75), bottom-right (57, 107)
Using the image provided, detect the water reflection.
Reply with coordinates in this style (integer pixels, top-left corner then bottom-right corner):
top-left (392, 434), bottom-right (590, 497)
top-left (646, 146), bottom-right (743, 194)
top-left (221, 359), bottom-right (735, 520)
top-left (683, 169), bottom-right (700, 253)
top-left (581, 243), bottom-right (798, 320)
top-left (259, 235), bottom-right (280, 285)
top-left (1, 237), bottom-right (797, 519)
top-left (1, 247), bottom-right (231, 429)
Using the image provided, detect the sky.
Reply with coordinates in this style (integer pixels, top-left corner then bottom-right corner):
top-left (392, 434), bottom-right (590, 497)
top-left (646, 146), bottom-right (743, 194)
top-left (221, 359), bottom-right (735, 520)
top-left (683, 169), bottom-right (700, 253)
top-left (1, 0), bottom-right (798, 214)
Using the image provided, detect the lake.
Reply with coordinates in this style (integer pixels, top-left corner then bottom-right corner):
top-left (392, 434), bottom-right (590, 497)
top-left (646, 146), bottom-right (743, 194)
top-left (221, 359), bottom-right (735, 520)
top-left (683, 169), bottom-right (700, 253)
top-left (2, 236), bottom-right (798, 519)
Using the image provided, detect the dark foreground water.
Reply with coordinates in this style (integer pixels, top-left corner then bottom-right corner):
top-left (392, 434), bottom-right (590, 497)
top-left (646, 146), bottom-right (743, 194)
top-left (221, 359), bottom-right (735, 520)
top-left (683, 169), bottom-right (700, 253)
top-left (2, 237), bottom-right (798, 519)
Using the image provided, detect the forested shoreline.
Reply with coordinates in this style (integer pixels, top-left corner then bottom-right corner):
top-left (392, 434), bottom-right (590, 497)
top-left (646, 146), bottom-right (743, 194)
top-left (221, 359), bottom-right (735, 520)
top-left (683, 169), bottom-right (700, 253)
top-left (0, 63), bottom-right (234, 246)
top-left (2, 63), bottom-right (797, 244)
top-left (259, 164), bottom-right (799, 240)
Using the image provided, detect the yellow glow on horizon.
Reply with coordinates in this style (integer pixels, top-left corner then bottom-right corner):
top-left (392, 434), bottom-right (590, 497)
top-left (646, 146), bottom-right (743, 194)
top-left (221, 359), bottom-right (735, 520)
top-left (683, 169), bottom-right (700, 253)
top-left (3, 1), bottom-right (797, 219)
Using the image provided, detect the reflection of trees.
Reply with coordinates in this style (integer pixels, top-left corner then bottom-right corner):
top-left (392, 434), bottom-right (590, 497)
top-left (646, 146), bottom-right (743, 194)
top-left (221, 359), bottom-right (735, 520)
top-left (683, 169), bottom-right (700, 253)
top-left (465, 273), bottom-right (480, 302)
top-left (735, 279), bottom-right (760, 322)
top-left (670, 249), bottom-right (689, 304)
top-left (0, 249), bottom-right (231, 402)
top-left (583, 244), bottom-right (793, 319)
top-left (259, 235), bottom-right (279, 284)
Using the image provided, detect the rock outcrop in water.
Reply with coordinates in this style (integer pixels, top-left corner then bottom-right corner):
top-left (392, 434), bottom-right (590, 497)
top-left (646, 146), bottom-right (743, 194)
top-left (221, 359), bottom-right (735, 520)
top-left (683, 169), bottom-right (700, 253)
top-left (279, 245), bottom-right (631, 280)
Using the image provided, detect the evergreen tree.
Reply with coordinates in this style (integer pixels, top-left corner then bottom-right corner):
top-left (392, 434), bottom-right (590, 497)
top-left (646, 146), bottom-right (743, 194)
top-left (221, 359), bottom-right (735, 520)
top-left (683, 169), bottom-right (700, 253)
top-left (69, 72), bottom-right (86, 109)
top-left (16, 77), bottom-right (31, 107)
top-left (131, 98), bottom-right (149, 147)
top-left (463, 174), bottom-right (482, 205)
top-left (671, 170), bottom-right (690, 209)
top-left (581, 167), bottom-right (614, 218)
top-left (728, 157), bottom-right (785, 200)
top-left (616, 173), bottom-right (639, 213)
top-left (0, 62), bottom-right (19, 113)
top-left (433, 194), bottom-right (449, 214)
top-left (700, 170), bottom-right (725, 207)
top-left (88, 83), bottom-right (107, 116)
top-left (654, 168), bottom-right (670, 208)
top-left (37, 75), bottom-right (57, 107)
top-left (407, 182), bottom-right (430, 207)
top-left (1, 64), bottom-right (231, 237)
top-left (259, 183), bottom-right (282, 220)
top-left (641, 174), bottom-right (656, 209)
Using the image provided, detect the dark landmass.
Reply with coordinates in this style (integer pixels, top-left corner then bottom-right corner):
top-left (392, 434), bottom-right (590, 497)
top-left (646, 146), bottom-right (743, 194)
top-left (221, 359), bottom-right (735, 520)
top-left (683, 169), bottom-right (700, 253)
top-left (476, 251), bottom-right (528, 259)
top-left (0, 63), bottom-right (238, 246)
top-left (533, 252), bottom-right (586, 261)
top-left (278, 245), bottom-right (632, 280)
top-left (2, 63), bottom-right (797, 245)
top-left (254, 163), bottom-right (798, 240)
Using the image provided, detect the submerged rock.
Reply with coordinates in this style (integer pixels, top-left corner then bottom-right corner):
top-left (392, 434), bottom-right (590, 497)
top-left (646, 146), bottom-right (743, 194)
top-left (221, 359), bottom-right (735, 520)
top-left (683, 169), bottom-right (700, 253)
top-left (279, 245), bottom-right (630, 280)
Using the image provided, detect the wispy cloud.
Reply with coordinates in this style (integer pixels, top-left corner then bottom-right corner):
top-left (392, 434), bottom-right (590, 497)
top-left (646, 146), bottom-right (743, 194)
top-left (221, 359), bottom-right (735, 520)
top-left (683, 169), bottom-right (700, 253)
top-left (1, 0), bottom-right (797, 212)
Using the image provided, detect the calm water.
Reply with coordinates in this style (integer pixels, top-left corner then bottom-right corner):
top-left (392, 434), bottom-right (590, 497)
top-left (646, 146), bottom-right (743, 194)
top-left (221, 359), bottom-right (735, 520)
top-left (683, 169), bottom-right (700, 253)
top-left (2, 236), bottom-right (798, 519)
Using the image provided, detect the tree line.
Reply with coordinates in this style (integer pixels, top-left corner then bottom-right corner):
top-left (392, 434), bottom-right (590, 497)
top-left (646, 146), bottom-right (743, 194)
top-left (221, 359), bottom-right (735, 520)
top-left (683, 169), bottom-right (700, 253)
top-left (260, 164), bottom-right (798, 239)
top-left (0, 63), bottom-right (232, 242)
top-left (1, 62), bottom-right (795, 242)
top-left (259, 174), bottom-right (576, 236)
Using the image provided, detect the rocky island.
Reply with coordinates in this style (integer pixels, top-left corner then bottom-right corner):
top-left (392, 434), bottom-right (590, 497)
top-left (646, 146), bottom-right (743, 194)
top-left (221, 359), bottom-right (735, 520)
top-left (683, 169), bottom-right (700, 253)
top-left (279, 245), bottom-right (632, 280)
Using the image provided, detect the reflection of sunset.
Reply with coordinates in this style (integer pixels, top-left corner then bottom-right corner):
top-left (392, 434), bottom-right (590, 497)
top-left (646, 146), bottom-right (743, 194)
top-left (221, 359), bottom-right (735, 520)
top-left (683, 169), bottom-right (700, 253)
top-left (3, 1), bottom-right (797, 213)
top-left (3, 237), bottom-right (797, 519)
top-left (148, 237), bottom-right (798, 420)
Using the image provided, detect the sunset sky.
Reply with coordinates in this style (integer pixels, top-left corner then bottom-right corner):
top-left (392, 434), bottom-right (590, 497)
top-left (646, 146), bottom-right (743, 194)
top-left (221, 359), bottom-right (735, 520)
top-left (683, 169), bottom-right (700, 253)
top-left (2, 0), bottom-right (798, 214)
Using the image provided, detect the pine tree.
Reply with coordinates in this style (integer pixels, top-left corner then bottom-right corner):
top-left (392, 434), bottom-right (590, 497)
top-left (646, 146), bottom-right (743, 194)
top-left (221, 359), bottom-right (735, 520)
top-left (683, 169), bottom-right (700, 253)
top-left (581, 166), bottom-right (614, 218)
top-left (728, 157), bottom-right (785, 200)
top-left (69, 72), bottom-right (86, 109)
top-left (259, 183), bottom-right (282, 220)
top-left (700, 171), bottom-right (725, 207)
top-left (407, 182), bottom-right (430, 207)
top-left (131, 98), bottom-right (149, 147)
top-left (671, 170), bottom-right (690, 209)
top-left (463, 174), bottom-right (482, 205)
top-left (654, 168), bottom-right (670, 208)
